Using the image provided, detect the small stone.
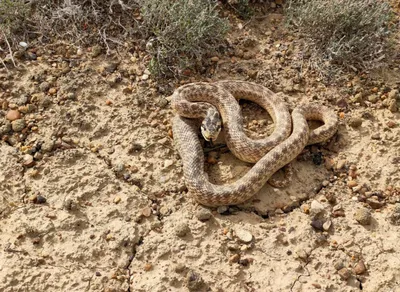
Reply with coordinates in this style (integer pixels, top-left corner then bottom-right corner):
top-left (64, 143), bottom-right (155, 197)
top-left (11, 119), bottom-right (26, 132)
top-left (141, 207), bottom-right (152, 217)
top-left (95, 271), bottom-right (101, 277)
top-left (366, 198), bottom-right (384, 209)
top-left (186, 270), bottom-right (204, 291)
top-left (6, 110), bottom-right (21, 121)
top-left (141, 74), bottom-right (149, 80)
top-left (48, 88), bottom-right (57, 95)
top-left (229, 254), bottom-right (240, 264)
top-left (323, 219), bottom-right (332, 231)
top-left (29, 194), bottom-right (38, 202)
top-left (354, 208), bottom-right (372, 225)
top-left (312, 283), bottom-right (322, 289)
top-left (368, 94), bottom-right (378, 103)
top-left (300, 203), bottom-right (310, 214)
top-left (311, 219), bottom-right (324, 231)
top-left (39, 81), bottom-right (50, 92)
top-left (388, 99), bottom-right (398, 112)
top-left (322, 180), bottom-right (329, 187)
top-left (347, 180), bottom-right (358, 188)
top-left (36, 195), bottom-right (46, 204)
top-left (310, 200), bottom-right (325, 215)
top-left (210, 56), bottom-right (219, 62)
top-left (113, 196), bottom-right (121, 204)
top-left (91, 45), bottom-right (102, 57)
top-left (235, 229), bottom-right (253, 243)
top-left (371, 133), bottom-right (381, 140)
top-left (217, 206), bottom-right (229, 214)
top-left (338, 268), bottom-right (351, 280)
top-left (174, 263), bottom-right (186, 273)
top-left (354, 260), bottom-right (366, 275)
top-left (388, 89), bottom-right (399, 99)
top-left (143, 263), bottom-right (152, 271)
top-left (23, 154), bottom-right (35, 167)
top-left (336, 159), bottom-right (346, 170)
top-left (334, 260), bottom-right (345, 271)
top-left (389, 203), bottom-right (400, 225)
top-left (348, 116), bottom-right (363, 128)
top-left (195, 207), bottom-right (212, 222)
top-left (41, 138), bottom-right (55, 153)
top-left (159, 206), bottom-right (170, 216)
top-left (164, 159), bottom-right (173, 168)
top-left (175, 222), bottom-right (190, 237)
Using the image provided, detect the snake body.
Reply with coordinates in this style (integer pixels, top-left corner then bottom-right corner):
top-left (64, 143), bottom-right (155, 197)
top-left (172, 81), bottom-right (338, 206)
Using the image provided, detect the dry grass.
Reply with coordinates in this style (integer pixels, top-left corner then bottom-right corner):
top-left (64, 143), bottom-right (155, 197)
top-left (139, 0), bottom-right (229, 76)
top-left (285, 0), bottom-right (393, 78)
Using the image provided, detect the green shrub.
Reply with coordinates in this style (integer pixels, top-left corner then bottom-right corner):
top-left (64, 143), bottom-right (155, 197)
top-left (139, 0), bottom-right (229, 76)
top-left (285, 0), bottom-right (392, 74)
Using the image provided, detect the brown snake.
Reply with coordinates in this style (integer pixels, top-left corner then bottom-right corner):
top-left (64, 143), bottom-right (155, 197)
top-left (171, 80), bottom-right (338, 206)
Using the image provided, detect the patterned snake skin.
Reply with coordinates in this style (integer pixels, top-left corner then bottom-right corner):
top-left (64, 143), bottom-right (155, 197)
top-left (172, 80), bottom-right (338, 206)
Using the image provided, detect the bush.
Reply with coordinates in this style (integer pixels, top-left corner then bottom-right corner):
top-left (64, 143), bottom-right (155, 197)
top-left (285, 0), bottom-right (392, 74)
top-left (139, 0), bottom-right (229, 76)
top-left (0, 0), bottom-right (29, 36)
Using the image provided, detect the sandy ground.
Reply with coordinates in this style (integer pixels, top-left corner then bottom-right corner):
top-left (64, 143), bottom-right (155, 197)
top-left (1, 8), bottom-right (400, 292)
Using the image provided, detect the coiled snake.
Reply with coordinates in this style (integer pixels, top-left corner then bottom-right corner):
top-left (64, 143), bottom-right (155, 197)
top-left (172, 80), bottom-right (338, 206)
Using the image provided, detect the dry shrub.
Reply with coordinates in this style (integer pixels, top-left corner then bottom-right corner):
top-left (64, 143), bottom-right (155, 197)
top-left (285, 0), bottom-right (393, 77)
top-left (139, 0), bottom-right (229, 76)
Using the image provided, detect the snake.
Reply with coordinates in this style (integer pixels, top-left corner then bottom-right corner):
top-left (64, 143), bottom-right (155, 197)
top-left (171, 80), bottom-right (338, 207)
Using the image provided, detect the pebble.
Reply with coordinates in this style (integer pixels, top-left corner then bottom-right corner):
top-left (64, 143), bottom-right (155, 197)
top-left (91, 45), bottom-right (102, 57)
top-left (195, 207), bottom-right (212, 222)
top-left (175, 222), bottom-right (190, 237)
top-left (36, 195), bottom-right (47, 204)
top-left (348, 116), bottom-right (363, 127)
top-left (322, 180), bottom-right (329, 187)
top-left (11, 119), bottom-right (26, 132)
top-left (39, 81), bottom-right (50, 92)
top-left (141, 74), bottom-right (149, 80)
top-left (6, 110), bottom-right (21, 121)
top-left (113, 196), bottom-right (121, 204)
top-left (354, 260), bottom-right (366, 275)
top-left (23, 154), bottom-right (35, 167)
top-left (388, 99), bottom-right (397, 112)
top-left (334, 260), bottom-right (345, 271)
top-left (164, 159), bottom-right (173, 168)
top-left (338, 268), bottom-right (351, 280)
top-left (229, 254), bottom-right (240, 263)
top-left (354, 208), bottom-right (372, 225)
top-left (347, 180), bottom-right (358, 188)
top-left (310, 200), bottom-right (325, 215)
top-left (217, 206), bottom-right (229, 214)
top-left (336, 159), bottom-right (346, 170)
top-left (143, 263), bottom-right (152, 271)
top-left (174, 263), bottom-right (186, 273)
top-left (366, 198), bottom-right (384, 209)
top-left (235, 229), bottom-right (253, 243)
top-left (210, 56), bottom-right (219, 62)
top-left (389, 203), bottom-right (400, 225)
top-left (323, 219), bottom-right (332, 231)
top-left (186, 270), bottom-right (204, 291)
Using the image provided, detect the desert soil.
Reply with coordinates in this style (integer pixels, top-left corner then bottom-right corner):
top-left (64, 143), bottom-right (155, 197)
top-left (1, 4), bottom-right (400, 292)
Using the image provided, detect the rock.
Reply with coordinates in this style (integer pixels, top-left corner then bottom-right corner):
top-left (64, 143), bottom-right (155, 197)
top-left (113, 196), bottom-right (121, 204)
top-left (164, 159), bottom-right (173, 168)
top-left (388, 99), bottom-right (398, 112)
top-left (175, 222), bottom-right (190, 237)
top-left (91, 45), bottom-right (102, 57)
top-left (338, 268), bottom-right (351, 280)
top-left (354, 260), bottom-right (366, 275)
top-left (11, 119), bottom-right (25, 132)
top-left (323, 219), bottom-right (332, 231)
top-left (41, 138), bottom-right (55, 153)
top-left (347, 180), bottom-right (358, 188)
top-left (366, 198), bottom-right (384, 209)
top-left (354, 208), bottom-right (372, 225)
top-left (195, 208), bottom-right (212, 222)
top-left (389, 203), bottom-right (400, 225)
top-left (174, 263), bottom-right (186, 273)
top-left (210, 56), bottom-right (219, 62)
top-left (310, 200), bottom-right (325, 216)
top-left (186, 270), bottom-right (204, 291)
top-left (217, 206), bottom-right (229, 214)
top-left (235, 229), bottom-right (253, 243)
top-left (311, 218), bottom-right (324, 231)
top-left (368, 94), bottom-right (378, 103)
top-left (23, 154), bottom-right (35, 167)
top-left (334, 260), bottom-right (345, 271)
top-left (141, 74), bottom-right (149, 81)
top-left (39, 81), bottom-right (50, 92)
top-left (229, 254), bottom-right (240, 263)
top-left (336, 159), bottom-right (346, 170)
top-left (141, 207), bottom-right (152, 217)
top-left (388, 89), bottom-right (399, 99)
top-left (36, 195), bottom-right (46, 204)
top-left (371, 133), bottom-right (381, 140)
top-left (6, 110), bottom-right (21, 121)
top-left (348, 116), bottom-right (362, 127)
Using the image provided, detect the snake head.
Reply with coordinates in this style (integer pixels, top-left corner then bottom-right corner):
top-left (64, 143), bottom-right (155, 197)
top-left (201, 109), bottom-right (222, 142)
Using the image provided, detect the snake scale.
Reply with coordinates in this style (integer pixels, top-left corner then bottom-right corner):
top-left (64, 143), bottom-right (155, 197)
top-left (171, 80), bottom-right (338, 206)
